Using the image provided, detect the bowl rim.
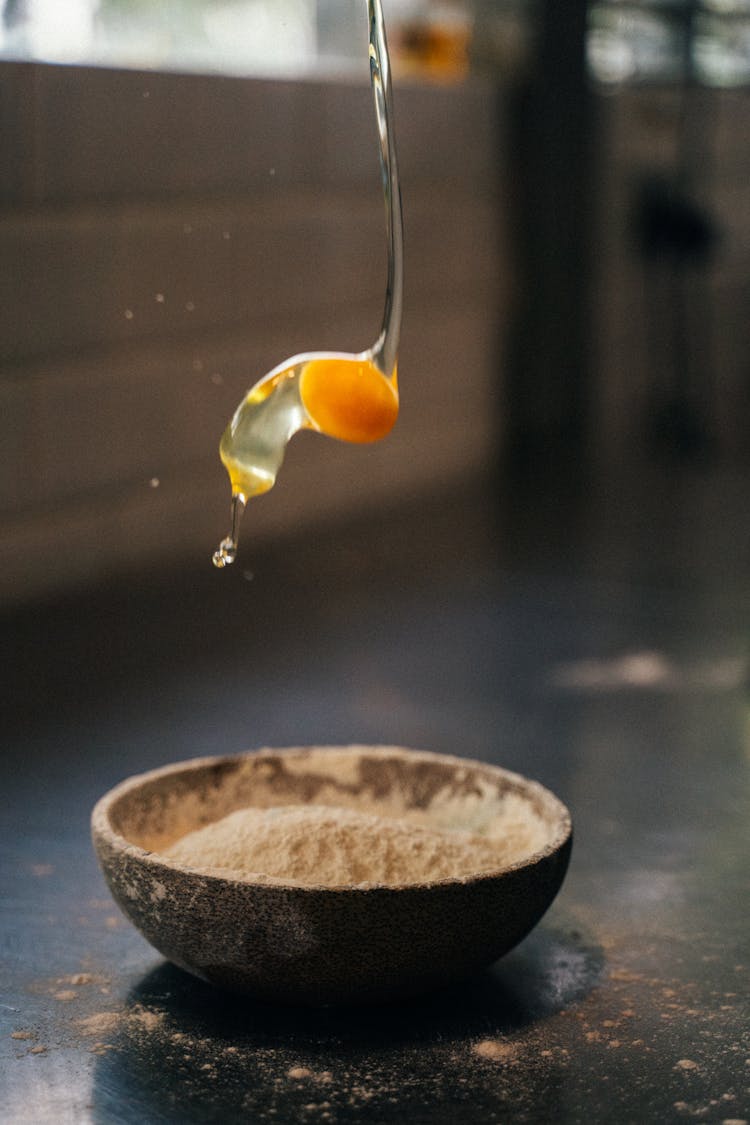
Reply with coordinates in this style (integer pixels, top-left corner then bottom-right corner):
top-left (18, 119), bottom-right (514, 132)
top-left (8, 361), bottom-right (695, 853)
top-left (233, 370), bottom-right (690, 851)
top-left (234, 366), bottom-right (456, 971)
top-left (91, 744), bottom-right (573, 893)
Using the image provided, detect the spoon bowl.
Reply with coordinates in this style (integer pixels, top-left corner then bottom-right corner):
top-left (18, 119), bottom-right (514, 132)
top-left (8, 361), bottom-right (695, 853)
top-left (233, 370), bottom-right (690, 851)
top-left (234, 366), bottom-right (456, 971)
top-left (91, 745), bottom-right (572, 1005)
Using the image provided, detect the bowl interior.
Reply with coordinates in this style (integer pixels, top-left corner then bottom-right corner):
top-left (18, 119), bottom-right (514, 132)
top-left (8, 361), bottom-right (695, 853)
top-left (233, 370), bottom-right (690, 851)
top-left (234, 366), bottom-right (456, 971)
top-left (102, 745), bottom-right (570, 882)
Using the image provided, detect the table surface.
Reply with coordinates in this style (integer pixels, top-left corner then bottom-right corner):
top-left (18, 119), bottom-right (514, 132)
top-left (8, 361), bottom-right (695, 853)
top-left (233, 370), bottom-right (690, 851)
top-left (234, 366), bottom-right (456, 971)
top-left (2, 469), bottom-right (749, 1124)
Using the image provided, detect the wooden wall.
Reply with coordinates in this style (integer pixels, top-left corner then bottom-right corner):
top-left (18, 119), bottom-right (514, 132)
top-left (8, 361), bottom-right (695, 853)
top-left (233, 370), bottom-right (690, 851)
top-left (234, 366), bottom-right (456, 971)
top-left (2, 60), bottom-right (747, 608)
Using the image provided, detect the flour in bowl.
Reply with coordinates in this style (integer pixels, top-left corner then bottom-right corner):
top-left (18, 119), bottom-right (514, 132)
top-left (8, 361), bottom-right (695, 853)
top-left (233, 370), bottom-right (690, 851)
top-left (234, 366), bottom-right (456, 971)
top-left (163, 804), bottom-right (509, 887)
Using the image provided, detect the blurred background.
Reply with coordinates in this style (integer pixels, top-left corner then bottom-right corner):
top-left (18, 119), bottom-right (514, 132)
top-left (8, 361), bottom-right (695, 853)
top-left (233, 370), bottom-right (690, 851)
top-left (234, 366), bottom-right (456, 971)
top-left (1, 0), bottom-right (748, 607)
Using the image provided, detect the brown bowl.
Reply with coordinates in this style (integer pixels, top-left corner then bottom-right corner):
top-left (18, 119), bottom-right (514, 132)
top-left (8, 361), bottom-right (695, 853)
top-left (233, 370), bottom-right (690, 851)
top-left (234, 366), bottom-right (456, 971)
top-left (91, 745), bottom-right (572, 1005)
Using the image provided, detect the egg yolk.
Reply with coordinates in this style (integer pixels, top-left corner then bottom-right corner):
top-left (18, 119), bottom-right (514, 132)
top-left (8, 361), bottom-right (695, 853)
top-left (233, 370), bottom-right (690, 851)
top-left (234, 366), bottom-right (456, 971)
top-left (300, 357), bottom-right (398, 444)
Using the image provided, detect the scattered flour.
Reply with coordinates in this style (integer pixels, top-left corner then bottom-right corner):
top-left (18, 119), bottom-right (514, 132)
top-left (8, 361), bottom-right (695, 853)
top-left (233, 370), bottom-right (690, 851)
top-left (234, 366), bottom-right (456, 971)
top-left (287, 1066), bottom-right (333, 1083)
top-left (472, 1039), bottom-right (518, 1062)
top-left (76, 1004), bottom-right (165, 1040)
top-left (163, 804), bottom-right (509, 887)
top-left (287, 1066), bottom-right (313, 1080)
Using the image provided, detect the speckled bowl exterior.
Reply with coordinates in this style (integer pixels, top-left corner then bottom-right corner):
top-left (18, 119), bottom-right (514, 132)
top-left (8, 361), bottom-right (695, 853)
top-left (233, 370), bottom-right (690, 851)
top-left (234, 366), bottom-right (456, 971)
top-left (91, 746), bottom-right (572, 1005)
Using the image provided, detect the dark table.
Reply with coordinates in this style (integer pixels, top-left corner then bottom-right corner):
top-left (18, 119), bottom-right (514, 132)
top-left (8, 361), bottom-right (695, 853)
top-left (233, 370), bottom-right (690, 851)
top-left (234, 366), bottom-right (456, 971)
top-left (2, 470), bottom-right (749, 1123)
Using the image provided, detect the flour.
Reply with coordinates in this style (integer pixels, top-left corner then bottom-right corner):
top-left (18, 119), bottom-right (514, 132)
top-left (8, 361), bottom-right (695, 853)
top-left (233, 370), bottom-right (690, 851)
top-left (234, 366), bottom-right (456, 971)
top-left (77, 1004), bottom-right (164, 1039)
top-left (163, 803), bottom-right (509, 887)
top-left (473, 1039), bottom-right (518, 1062)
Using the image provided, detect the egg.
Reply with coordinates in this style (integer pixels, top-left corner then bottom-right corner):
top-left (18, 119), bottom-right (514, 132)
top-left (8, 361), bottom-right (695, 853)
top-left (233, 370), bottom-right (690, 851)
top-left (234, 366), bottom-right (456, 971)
top-left (213, 0), bottom-right (402, 569)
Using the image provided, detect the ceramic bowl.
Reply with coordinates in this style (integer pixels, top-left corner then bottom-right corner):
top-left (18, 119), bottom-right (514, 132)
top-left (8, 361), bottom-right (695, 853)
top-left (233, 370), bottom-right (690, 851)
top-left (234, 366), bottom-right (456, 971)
top-left (91, 745), bottom-right (572, 1005)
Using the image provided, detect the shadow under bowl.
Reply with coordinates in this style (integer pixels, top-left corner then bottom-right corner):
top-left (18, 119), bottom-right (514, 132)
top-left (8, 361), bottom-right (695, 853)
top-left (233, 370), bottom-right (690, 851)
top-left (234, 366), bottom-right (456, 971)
top-left (91, 745), bottom-right (572, 1005)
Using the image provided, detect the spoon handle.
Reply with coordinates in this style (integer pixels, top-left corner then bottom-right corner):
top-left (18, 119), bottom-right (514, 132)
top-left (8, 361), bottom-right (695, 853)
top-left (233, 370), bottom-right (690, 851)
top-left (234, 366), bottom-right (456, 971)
top-left (368, 0), bottom-right (403, 380)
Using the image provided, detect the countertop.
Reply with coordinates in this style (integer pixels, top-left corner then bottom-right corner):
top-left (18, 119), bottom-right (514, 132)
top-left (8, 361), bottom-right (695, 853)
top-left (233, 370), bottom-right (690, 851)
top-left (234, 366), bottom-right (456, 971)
top-left (2, 468), bottom-right (749, 1124)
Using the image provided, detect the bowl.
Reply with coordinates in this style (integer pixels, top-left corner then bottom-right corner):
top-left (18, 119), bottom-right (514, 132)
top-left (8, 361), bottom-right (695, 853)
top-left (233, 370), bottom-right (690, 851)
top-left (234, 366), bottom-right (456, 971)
top-left (91, 745), bottom-right (572, 1005)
